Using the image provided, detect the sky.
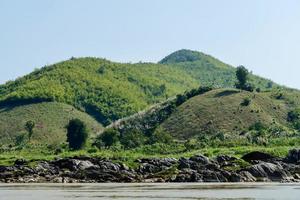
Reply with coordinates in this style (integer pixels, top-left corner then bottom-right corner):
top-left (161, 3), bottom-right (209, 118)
top-left (1, 0), bottom-right (300, 88)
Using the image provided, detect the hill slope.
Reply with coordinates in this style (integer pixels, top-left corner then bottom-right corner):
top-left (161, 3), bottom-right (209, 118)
top-left (0, 102), bottom-right (103, 147)
top-left (158, 89), bottom-right (292, 139)
top-left (0, 50), bottom-right (276, 126)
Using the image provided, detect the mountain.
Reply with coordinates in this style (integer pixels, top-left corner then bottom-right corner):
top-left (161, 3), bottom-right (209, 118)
top-left (0, 49), bottom-right (280, 147)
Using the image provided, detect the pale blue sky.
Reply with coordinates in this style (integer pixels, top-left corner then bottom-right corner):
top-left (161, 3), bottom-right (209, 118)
top-left (1, 0), bottom-right (300, 88)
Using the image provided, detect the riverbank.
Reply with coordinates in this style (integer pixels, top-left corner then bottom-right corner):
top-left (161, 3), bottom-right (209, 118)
top-left (1, 149), bottom-right (300, 183)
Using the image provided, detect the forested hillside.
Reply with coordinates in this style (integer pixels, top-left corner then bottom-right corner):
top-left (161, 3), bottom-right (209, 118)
top-left (0, 50), bottom-right (276, 126)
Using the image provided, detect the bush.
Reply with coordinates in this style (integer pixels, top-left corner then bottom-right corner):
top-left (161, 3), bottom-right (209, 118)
top-left (66, 119), bottom-right (88, 150)
top-left (120, 130), bottom-right (147, 149)
top-left (96, 128), bottom-right (120, 148)
top-left (149, 130), bottom-right (173, 144)
top-left (287, 109), bottom-right (300, 122)
top-left (249, 121), bottom-right (266, 132)
top-left (241, 98), bottom-right (251, 106)
top-left (87, 146), bottom-right (98, 153)
top-left (184, 139), bottom-right (198, 151)
top-left (175, 94), bottom-right (187, 106)
top-left (25, 120), bottom-right (35, 141)
top-left (243, 83), bottom-right (255, 92)
top-left (15, 134), bottom-right (26, 146)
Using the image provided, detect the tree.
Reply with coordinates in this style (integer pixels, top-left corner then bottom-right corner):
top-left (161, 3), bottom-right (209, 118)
top-left (25, 120), bottom-right (35, 141)
top-left (235, 66), bottom-right (248, 88)
top-left (149, 130), bottom-right (173, 144)
top-left (97, 128), bottom-right (119, 148)
top-left (120, 130), bottom-right (146, 149)
top-left (66, 119), bottom-right (88, 150)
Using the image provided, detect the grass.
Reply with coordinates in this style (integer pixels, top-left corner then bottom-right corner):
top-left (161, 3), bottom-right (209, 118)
top-left (0, 102), bottom-right (103, 147)
top-left (0, 142), bottom-right (296, 168)
top-left (159, 88), bottom-right (296, 139)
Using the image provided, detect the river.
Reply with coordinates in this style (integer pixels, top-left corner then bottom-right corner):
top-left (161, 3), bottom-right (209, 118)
top-left (0, 183), bottom-right (299, 200)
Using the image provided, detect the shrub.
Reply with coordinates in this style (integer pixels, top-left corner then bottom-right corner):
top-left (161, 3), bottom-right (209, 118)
top-left (175, 94), bottom-right (187, 106)
top-left (66, 119), bottom-right (88, 150)
top-left (184, 139), bottom-right (198, 151)
top-left (15, 134), bottom-right (26, 146)
top-left (287, 109), bottom-right (300, 122)
top-left (25, 120), bottom-right (35, 141)
top-left (87, 146), bottom-right (98, 153)
top-left (243, 83), bottom-right (255, 92)
top-left (120, 130), bottom-right (147, 149)
top-left (96, 128), bottom-right (120, 148)
top-left (276, 93), bottom-right (284, 99)
top-left (241, 98), bottom-right (251, 106)
top-left (149, 130), bottom-right (173, 144)
top-left (249, 121), bottom-right (266, 132)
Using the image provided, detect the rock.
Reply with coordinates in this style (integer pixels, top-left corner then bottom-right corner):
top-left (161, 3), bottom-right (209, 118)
top-left (138, 163), bottom-right (160, 174)
top-left (285, 149), bottom-right (300, 163)
top-left (200, 170), bottom-right (226, 182)
top-left (77, 160), bottom-right (96, 170)
top-left (244, 162), bottom-right (293, 182)
top-left (178, 158), bottom-right (193, 169)
top-left (52, 158), bottom-right (81, 171)
top-left (35, 161), bottom-right (58, 175)
top-left (98, 161), bottom-right (120, 172)
top-left (239, 171), bottom-right (257, 182)
top-left (241, 151), bottom-right (276, 163)
top-left (215, 155), bottom-right (237, 166)
top-left (173, 168), bottom-right (202, 182)
top-left (14, 159), bottom-right (28, 166)
top-left (190, 155), bottom-right (211, 165)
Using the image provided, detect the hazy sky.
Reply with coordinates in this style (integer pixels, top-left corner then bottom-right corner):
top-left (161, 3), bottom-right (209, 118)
top-left (1, 0), bottom-right (300, 88)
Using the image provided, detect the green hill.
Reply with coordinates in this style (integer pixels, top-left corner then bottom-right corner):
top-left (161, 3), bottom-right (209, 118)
top-left (158, 88), bottom-right (293, 139)
top-left (0, 50), bottom-right (276, 126)
top-left (0, 102), bottom-right (103, 147)
top-left (160, 49), bottom-right (275, 89)
top-left (108, 87), bottom-right (300, 146)
top-left (0, 57), bottom-right (198, 126)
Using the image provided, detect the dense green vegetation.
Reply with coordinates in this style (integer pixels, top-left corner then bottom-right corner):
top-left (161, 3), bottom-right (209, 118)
top-left (0, 50), bottom-right (276, 127)
top-left (0, 49), bottom-right (299, 166)
top-left (0, 57), bottom-right (198, 126)
top-left (66, 119), bottom-right (88, 150)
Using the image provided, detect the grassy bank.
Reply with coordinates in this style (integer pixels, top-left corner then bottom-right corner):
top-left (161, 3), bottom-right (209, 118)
top-left (0, 143), bottom-right (296, 168)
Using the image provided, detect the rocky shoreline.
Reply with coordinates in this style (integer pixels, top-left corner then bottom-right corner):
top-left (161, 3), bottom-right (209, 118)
top-left (1, 149), bottom-right (300, 183)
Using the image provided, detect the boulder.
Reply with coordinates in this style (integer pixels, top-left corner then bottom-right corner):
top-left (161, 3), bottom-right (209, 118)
top-left (239, 171), bottom-right (256, 182)
top-left (215, 155), bottom-right (237, 166)
top-left (178, 158), bottom-right (194, 169)
top-left (173, 168), bottom-right (202, 182)
top-left (190, 155), bottom-right (211, 165)
top-left (244, 162), bottom-right (292, 182)
top-left (14, 159), bottom-right (28, 166)
top-left (285, 149), bottom-right (300, 163)
top-left (241, 151), bottom-right (275, 163)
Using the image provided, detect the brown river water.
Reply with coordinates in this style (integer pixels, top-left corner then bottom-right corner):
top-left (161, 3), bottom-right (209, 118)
top-left (0, 183), bottom-right (299, 200)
